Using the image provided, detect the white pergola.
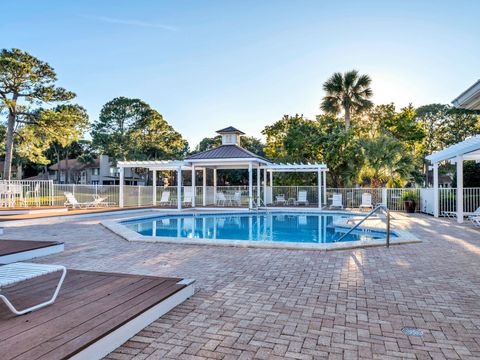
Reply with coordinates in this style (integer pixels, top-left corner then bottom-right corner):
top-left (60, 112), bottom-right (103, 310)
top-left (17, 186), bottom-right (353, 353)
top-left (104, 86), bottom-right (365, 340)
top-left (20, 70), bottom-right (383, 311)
top-left (116, 160), bottom-right (328, 210)
top-left (426, 135), bottom-right (480, 223)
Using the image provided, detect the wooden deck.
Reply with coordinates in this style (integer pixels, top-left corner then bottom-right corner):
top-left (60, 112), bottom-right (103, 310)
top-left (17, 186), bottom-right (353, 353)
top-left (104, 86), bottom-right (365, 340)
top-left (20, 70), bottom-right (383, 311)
top-left (0, 206), bottom-right (156, 222)
top-left (0, 269), bottom-right (194, 360)
top-left (0, 240), bottom-right (64, 264)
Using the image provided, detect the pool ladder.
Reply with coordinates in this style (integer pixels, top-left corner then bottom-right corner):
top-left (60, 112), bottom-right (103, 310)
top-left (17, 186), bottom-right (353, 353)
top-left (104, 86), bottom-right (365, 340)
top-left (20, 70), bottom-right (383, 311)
top-left (337, 204), bottom-right (391, 247)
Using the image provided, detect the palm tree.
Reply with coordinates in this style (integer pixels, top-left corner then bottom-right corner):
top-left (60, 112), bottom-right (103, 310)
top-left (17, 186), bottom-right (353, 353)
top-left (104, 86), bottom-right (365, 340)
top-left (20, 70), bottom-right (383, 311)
top-left (321, 70), bottom-right (373, 129)
top-left (360, 136), bottom-right (414, 188)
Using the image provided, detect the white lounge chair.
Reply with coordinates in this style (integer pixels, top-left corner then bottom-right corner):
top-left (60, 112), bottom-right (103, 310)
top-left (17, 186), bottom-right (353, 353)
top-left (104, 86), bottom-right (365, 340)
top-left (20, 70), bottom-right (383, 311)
top-left (295, 191), bottom-right (309, 206)
top-left (158, 191), bottom-right (171, 206)
top-left (330, 194), bottom-right (343, 209)
top-left (64, 192), bottom-right (97, 208)
top-left (24, 183), bottom-right (41, 207)
top-left (443, 207), bottom-right (480, 221)
top-left (0, 262), bottom-right (66, 316)
top-left (216, 192), bottom-right (227, 206)
top-left (275, 194), bottom-right (286, 205)
top-left (470, 215), bottom-right (480, 227)
top-left (359, 193), bottom-right (373, 211)
top-left (182, 187), bottom-right (193, 205)
top-left (233, 191), bottom-right (242, 206)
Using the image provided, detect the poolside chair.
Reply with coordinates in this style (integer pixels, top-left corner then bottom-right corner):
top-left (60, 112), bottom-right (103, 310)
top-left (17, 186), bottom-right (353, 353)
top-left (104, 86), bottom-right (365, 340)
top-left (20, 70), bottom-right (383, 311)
top-left (64, 192), bottom-right (96, 208)
top-left (158, 191), bottom-right (171, 206)
top-left (275, 194), bottom-right (286, 206)
top-left (330, 194), bottom-right (343, 209)
top-left (233, 191), bottom-right (242, 206)
top-left (92, 194), bottom-right (115, 207)
top-left (216, 192), bottom-right (227, 206)
top-left (183, 187), bottom-right (193, 205)
top-left (470, 215), bottom-right (480, 227)
top-left (295, 191), bottom-right (309, 206)
top-left (0, 262), bottom-right (66, 315)
top-left (359, 193), bottom-right (373, 211)
top-left (443, 207), bottom-right (480, 222)
top-left (24, 183), bottom-right (41, 207)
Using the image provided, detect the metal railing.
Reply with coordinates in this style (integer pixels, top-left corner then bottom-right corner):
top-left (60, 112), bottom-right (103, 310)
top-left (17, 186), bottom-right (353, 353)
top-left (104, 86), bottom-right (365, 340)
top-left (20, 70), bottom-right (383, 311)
top-left (1, 179), bottom-right (479, 216)
top-left (337, 204), bottom-right (391, 247)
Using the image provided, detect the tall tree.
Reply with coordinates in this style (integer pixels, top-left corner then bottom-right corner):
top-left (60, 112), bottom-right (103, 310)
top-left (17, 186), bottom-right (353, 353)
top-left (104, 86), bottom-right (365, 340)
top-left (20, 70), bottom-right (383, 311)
top-left (320, 70), bottom-right (373, 129)
top-left (91, 97), bottom-right (150, 162)
top-left (91, 97), bottom-right (188, 162)
top-left (0, 48), bottom-right (81, 179)
top-left (130, 109), bottom-right (188, 160)
top-left (415, 104), bottom-right (480, 183)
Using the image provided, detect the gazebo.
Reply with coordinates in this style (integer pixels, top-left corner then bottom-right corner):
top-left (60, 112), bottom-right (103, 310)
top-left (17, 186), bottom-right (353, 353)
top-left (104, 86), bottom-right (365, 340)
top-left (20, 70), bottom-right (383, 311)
top-left (117, 126), bottom-right (328, 210)
top-left (426, 135), bottom-right (480, 223)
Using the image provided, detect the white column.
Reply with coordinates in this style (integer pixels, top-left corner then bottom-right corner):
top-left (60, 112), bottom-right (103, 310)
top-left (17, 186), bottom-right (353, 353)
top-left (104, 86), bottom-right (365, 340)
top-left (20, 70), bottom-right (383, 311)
top-left (269, 170), bottom-right (273, 205)
top-left (248, 162), bottom-right (253, 209)
top-left (433, 162), bottom-right (439, 218)
top-left (119, 167), bottom-right (125, 208)
top-left (263, 168), bottom-right (267, 205)
top-left (202, 168), bottom-right (207, 206)
top-left (152, 170), bottom-right (157, 206)
top-left (213, 168), bottom-right (217, 205)
top-left (177, 167), bottom-right (182, 210)
top-left (322, 171), bottom-right (327, 205)
top-left (257, 166), bottom-right (261, 206)
top-left (317, 169), bottom-right (322, 208)
top-left (456, 156), bottom-right (464, 223)
top-left (191, 165), bottom-right (196, 208)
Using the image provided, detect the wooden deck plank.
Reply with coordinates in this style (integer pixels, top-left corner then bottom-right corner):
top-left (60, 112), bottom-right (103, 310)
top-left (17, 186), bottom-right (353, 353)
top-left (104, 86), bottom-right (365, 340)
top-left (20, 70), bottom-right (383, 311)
top-left (24, 281), bottom-right (183, 360)
top-left (0, 270), bottom-right (186, 360)
top-left (0, 272), bottom-right (141, 337)
top-left (1, 279), bottom-right (165, 357)
top-left (0, 240), bottom-right (62, 257)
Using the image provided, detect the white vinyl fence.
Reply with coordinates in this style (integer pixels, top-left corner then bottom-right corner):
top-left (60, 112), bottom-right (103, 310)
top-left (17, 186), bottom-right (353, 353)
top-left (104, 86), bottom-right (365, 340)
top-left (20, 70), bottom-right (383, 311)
top-left (1, 179), bottom-right (479, 215)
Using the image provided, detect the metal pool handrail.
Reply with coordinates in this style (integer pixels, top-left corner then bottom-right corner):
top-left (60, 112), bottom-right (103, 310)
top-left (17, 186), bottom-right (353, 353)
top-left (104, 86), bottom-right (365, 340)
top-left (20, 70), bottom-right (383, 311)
top-left (337, 204), bottom-right (391, 247)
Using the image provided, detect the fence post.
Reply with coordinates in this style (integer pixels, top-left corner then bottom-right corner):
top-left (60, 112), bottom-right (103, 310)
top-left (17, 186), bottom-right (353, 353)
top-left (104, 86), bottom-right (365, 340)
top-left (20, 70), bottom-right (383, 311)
top-left (382, 188), bottom-right (387, 208)
top-left (49, 181), bottom-right (54, 206)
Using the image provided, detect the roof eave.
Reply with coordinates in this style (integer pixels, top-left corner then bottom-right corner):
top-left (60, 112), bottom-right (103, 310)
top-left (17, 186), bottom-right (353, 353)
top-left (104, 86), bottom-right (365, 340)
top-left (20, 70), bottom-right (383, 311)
top-left (452, 79), bottom-right (480, 110)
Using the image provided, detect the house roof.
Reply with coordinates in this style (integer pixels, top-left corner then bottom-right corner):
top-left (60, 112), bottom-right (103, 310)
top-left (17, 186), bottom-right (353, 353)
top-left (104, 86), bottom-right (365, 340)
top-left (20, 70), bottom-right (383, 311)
top-left (216, 126), bottom-right (245, 135)
top-left (452, 79), bottom-right (480, 110)
top-left (185, 144), bottom-right (268, 162)
top-left (49, 158), bottom-right (100, 171)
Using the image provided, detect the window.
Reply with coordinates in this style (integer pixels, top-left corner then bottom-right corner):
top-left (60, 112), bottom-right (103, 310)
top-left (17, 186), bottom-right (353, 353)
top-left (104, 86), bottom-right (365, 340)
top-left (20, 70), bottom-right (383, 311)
top-left (92, 168), bottom-right (100, 176)
top-left (109, 167), bottom-right (119, 177)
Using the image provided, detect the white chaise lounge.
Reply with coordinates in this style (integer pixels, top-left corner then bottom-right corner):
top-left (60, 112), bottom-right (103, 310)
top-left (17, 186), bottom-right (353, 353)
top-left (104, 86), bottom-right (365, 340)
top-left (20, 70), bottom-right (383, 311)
top-left (295, 191), bottom-right (309, 206)
top-left (158, 191), bottom-right (171, 206)
top-left (64, 192), bottom-right (107, 208)
top-left (0, 262), bottom-right (66, 316)
top-left (330, 194), bottom-right (344, 209)
top-left (359, 193), bottom-right (373, 211)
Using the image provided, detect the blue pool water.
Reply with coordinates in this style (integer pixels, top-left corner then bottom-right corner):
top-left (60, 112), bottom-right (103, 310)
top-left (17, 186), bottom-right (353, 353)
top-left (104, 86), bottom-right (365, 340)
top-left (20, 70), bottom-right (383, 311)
top-left (122, 212), bottom-right (394, 244)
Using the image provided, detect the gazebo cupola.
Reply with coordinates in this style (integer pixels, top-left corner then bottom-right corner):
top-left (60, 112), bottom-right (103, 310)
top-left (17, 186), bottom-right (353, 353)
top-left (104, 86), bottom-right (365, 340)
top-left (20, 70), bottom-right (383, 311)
top-left (216, 126), bottom-right (245, 146)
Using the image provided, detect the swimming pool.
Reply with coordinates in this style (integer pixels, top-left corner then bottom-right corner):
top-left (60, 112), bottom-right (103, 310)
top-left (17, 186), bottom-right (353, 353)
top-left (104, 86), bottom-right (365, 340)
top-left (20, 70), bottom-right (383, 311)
top-left (121, 212), bottom-right (395, 244)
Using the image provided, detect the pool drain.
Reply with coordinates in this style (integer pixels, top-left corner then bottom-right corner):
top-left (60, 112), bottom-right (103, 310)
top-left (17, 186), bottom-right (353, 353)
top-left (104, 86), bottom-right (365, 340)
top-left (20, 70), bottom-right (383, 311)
top-left (401, 327), bottom-right (423, 336)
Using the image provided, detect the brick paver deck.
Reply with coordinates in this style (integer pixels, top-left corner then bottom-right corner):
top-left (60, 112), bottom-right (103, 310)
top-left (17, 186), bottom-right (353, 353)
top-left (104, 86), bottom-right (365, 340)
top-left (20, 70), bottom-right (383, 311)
top-left (2, 212), bottom-right (480, 359)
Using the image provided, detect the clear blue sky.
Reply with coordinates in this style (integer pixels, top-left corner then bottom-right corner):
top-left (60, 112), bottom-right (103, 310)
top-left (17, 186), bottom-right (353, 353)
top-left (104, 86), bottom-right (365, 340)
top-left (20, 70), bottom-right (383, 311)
top-left (2, 0), bottom-right (479, 148)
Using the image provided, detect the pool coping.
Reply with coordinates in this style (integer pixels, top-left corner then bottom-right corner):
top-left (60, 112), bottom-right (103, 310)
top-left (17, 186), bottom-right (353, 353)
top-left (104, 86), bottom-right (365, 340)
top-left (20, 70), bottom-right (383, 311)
top-left (101, 210), bottom-right (421, 251)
